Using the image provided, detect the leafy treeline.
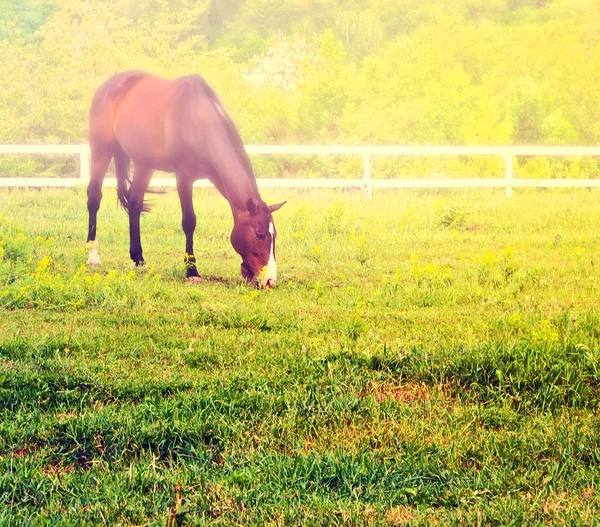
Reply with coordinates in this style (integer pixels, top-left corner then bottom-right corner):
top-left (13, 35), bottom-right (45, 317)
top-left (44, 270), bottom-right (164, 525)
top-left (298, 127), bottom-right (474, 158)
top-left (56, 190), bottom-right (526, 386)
top-left (1, 0), bottom-right (600, 178)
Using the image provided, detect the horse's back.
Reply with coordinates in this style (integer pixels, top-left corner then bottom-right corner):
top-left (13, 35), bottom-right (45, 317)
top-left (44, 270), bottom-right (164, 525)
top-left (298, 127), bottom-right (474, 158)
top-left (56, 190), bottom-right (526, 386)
top-left (89, 71), bottom-right (150, 149)
top-left (89, 71), bottom-right (224, 171)
top-left (91, 70), bottom-right (146, 103)
top-left (90, 72), bottom-right (177, 165)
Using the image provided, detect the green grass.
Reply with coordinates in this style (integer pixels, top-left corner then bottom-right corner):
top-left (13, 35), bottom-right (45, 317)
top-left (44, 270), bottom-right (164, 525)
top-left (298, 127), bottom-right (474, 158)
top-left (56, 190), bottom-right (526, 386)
top-left (1, 186), bottom-right (600, 526)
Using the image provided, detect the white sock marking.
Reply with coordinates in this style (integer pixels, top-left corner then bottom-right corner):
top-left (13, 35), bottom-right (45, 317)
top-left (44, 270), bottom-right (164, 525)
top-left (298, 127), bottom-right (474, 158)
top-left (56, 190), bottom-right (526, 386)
top-left (87, 240), bottom-right (101, 265)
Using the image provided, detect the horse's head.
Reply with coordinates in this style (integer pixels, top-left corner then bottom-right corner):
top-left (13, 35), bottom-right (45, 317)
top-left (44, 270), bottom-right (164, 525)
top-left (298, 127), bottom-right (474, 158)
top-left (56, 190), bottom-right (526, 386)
top-left (230, 198), bottom-right (286, 288)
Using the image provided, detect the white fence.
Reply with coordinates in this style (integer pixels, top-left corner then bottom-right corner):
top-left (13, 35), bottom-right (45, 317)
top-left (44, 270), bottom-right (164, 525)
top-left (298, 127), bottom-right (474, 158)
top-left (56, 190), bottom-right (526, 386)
top-left (1, 144), bottom-right (600, 198)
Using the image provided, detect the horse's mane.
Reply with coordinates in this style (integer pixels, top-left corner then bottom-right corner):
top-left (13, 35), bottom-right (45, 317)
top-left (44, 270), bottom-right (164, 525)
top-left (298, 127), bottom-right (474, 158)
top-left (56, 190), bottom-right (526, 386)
top-left (183, 75), bottom-right (259, 195)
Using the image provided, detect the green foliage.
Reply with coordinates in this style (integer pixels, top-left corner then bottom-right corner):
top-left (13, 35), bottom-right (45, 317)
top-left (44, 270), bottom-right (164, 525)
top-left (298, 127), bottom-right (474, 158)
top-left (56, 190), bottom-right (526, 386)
top-left (2, 0), bottom-right (600, 162)
top-left (0, 157), bottom-right (38, 177)
top-left (244, 34), bottom-right (320, 92)
top-left (0, 0), bottom-right (54, 43)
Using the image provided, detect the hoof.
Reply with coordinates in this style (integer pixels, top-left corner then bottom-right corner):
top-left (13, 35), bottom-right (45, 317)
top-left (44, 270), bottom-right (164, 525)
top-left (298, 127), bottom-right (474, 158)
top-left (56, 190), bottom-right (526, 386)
top-left (87, 257), bottom-right (102, 266)
top-left (186, 276), bottom-right (202, 284)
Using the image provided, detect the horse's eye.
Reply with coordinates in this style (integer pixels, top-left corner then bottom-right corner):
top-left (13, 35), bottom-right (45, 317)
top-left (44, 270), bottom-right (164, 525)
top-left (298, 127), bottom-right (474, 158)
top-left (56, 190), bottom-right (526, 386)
top-left (255, 231), bottom-right (267, 241)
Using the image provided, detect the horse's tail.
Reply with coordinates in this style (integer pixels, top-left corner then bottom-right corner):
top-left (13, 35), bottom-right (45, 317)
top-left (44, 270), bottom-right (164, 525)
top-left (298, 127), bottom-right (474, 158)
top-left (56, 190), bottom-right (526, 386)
top-left (114, 148), bottom-right (164, 213)
top-left (114, 148), bottom-right (132, 212)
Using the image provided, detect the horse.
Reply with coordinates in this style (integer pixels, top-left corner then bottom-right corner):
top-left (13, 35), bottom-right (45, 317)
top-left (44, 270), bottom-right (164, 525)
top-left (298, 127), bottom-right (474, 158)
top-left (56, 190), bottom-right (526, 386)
top-left (86, 70), bottom-right (285, 288)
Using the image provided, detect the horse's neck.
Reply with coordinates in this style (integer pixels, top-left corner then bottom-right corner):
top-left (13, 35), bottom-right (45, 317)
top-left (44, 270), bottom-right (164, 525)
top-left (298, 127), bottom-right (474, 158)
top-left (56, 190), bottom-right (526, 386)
top-left (195, 91), bottom-right (261, 213)
top-left (206, 139), bottom-right (261, 214)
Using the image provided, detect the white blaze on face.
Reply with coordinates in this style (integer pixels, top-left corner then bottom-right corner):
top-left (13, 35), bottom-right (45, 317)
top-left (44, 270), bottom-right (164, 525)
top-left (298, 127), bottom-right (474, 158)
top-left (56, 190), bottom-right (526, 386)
top-left (87, 240), bottom-right (101, 265)
top-left (263, 222), bottom-right (277, 286)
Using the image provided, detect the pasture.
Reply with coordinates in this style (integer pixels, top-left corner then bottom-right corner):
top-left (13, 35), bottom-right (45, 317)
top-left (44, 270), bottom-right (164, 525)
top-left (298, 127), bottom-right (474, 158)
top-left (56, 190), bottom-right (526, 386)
top-left (1, 186), bottom-right (600, 525)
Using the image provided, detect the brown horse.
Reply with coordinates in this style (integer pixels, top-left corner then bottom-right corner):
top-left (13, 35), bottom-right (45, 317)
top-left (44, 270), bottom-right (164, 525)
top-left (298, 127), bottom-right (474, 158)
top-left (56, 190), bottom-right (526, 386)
top-left (86, 71), bottom-right (285, 287)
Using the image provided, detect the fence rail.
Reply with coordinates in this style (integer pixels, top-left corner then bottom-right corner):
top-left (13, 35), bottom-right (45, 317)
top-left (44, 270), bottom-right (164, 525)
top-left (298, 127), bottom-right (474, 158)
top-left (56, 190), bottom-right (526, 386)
top-left (1, 144), bottom-right (600, 197)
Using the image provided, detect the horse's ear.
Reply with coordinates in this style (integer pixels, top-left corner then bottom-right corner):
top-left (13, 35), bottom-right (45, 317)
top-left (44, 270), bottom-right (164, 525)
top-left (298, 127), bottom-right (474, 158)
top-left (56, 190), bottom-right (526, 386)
top-left (247, 198), bottom-right (260, 214)
top-left (268, 201), bottom-right (287, 213)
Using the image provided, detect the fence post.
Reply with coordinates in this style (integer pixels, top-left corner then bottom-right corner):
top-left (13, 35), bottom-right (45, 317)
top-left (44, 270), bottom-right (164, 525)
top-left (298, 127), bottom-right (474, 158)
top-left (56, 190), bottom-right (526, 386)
top-left (504, 154), bottom-right (513, 198)
top-left (80, 147), bottom-right (90, 184)
top-left (363, 154), bottom-right (372, 198)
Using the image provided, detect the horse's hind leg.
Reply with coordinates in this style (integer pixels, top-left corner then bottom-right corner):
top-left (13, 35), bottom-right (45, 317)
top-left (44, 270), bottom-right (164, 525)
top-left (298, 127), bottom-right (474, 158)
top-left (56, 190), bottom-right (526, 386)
top-left (176, 174), bottom-right (200, 280)
top-left (86, 146), bottom-right (112, 265)
top-left (128, 164), bottom-right (153, 266)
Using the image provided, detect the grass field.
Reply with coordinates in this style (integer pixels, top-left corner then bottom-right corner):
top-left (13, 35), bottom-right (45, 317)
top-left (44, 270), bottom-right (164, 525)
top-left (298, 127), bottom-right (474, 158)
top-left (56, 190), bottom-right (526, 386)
top-left (2, 186), bottom-right (600, 526)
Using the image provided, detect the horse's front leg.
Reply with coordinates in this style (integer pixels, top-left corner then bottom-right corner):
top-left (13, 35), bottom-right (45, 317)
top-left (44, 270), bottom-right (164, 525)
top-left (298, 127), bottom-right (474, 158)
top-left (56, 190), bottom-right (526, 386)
top-left (176, 174), bottom-right (200, 281)
top-left (128, 165), bottom-right (153, 266)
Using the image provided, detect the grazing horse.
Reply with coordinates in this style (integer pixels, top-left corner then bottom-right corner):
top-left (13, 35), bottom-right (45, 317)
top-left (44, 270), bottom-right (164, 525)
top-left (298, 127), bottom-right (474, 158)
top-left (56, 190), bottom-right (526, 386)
top-left (86, 71), bottom-right (285, 287)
